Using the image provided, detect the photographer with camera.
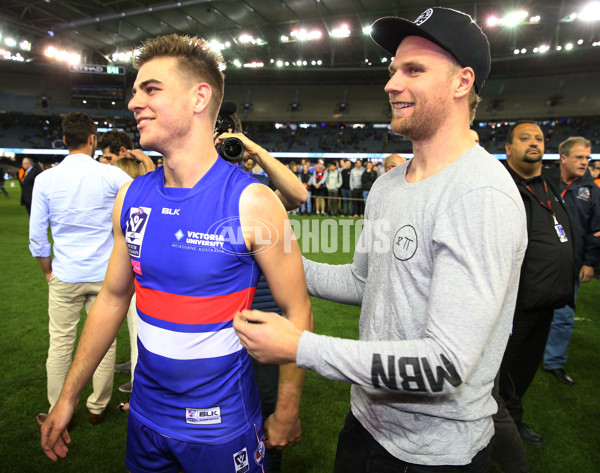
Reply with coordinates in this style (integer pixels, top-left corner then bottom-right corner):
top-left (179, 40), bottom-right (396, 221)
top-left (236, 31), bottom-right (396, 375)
top-left (214, 103), bottom-right (306, 210)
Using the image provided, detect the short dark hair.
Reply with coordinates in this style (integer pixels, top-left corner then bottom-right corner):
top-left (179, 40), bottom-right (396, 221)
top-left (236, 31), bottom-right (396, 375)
top-left (506, 121), bottom-right (542, 145)
top-left (98, 130), bottom-right (133, 154)
top-left (62, 112), bottom-right (96, 150)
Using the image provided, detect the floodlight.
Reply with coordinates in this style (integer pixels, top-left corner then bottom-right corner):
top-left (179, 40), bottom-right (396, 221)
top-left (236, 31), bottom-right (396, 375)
top-left (579, 2), bottom-right (600, 21)
top-left (504, 11), bottom-right (528, 27)
top-left (331, 24), bottom-right (351, 38)
top-left (487, 16), bottom-right (500, 27)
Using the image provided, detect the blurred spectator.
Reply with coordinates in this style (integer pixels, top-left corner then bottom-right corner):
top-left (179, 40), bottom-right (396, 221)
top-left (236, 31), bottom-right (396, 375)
top-left (311, 159), bottom-right (327, 216)
top-left (20, 157), bottom-right (42, 214)
top-left (361, 161), bottom-right (378, 203)
top-left (324, 161), bottom-right (342, 216)
top-left (350, 159), bottom-right (365, 218)
top-left (0, 167), bottom-right (8, 199)
top-left (299, 163), bottom-right (313, 215)
top-left (383, 153), bottom-right (406, 172)
top-left (340, 159), bottom-right (352, 216)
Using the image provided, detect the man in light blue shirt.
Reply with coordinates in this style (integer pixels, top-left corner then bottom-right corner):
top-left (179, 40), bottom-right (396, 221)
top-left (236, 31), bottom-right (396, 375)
top-left (30, 112), bottom-right (131, 427)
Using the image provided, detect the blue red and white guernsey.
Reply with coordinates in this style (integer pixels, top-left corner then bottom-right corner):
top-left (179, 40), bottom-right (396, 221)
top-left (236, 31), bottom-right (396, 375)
top-left (120, 158), bottom-right (263, 444)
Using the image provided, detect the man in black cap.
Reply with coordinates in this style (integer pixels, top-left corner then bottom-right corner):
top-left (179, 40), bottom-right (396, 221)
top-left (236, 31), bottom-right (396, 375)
top-left (234, 7), bottom-right (527, 472)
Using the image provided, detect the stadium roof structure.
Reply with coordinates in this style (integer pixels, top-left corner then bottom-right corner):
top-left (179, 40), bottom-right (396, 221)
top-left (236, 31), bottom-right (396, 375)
top-left (0, 1), bottom-right (599, 120)
top-left (1, 0), bottom-right (598, 84)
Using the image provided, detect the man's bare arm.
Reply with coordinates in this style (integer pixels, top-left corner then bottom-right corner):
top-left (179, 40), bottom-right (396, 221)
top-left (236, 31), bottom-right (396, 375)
top-left (216, 133), bottom-right (307, 210)
top-left (40, 181), bottom-right (135, 462)
top-left (36, 257), bottom-right (52, 282)
top-left (239, 183), bottom-right (313, 448)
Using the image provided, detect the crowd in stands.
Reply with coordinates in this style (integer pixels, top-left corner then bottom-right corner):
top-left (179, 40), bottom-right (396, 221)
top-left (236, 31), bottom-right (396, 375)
top-left (2, 113), bottom-right (600, 155)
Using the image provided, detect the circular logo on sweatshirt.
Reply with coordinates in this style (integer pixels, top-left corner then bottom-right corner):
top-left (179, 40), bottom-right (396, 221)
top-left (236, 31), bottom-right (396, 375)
top-left (392, 225), bottom-right (418, 261)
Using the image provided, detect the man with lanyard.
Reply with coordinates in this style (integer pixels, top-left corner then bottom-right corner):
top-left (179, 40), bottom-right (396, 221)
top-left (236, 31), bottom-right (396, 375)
top-left (499, 121), bottom-right (574, 449)
top-left (543, 137), bottom-right (600, 386)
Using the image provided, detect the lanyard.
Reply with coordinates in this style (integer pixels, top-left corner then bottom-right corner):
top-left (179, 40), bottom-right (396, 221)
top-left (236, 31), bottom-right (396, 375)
top-left (524, 179), bottom-right (553, 213)
top-left (560, 182), bottom-right (573, 198)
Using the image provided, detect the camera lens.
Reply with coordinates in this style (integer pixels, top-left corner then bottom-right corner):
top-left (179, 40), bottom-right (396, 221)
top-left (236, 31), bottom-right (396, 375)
top-left (218, 137), bottom-right (244, 162)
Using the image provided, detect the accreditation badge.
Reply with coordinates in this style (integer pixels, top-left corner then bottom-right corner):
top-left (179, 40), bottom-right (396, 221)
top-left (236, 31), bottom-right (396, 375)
top-left (553, 215), bottom-right (568, 243)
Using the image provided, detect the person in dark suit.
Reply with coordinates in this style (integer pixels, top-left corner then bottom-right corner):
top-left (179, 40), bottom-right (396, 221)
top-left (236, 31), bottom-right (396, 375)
top-left (20, 157), bottom-right (42, 214)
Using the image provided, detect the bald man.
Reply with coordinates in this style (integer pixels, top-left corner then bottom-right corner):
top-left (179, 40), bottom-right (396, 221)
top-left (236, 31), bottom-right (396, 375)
top-left (383, 153), bottom-right (406, 172)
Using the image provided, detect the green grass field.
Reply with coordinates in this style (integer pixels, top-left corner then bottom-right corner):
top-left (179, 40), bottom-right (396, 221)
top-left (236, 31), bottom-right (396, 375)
top-left (0, 179), bottom-right (598, 472)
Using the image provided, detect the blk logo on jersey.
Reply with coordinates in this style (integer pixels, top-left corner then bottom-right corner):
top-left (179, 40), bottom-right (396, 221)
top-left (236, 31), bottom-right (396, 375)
top-left (233, 447), bottom-right (250, 473)
top-left (185, 406), bottom-right (222, 425)
top-left (126, 207), bottom-right (152, 258)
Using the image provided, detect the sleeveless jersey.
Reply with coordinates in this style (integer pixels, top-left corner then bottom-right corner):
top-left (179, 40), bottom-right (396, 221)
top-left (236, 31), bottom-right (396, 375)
top-left (120, 158), bottom-right (262, 444)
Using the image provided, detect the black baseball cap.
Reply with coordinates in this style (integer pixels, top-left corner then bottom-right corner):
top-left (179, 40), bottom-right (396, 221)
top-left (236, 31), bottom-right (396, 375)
top-left (370, 7), bottom-right (491, 93)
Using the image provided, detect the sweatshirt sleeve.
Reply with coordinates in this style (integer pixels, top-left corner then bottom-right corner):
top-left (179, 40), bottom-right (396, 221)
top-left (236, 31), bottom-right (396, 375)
top-left (302, 225), bottom-right (369, 305)
top-left (297, 188), bottom-right (527, 396)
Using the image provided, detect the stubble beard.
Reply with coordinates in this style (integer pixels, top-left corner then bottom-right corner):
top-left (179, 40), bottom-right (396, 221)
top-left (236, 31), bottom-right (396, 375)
top-left (390, 102), bottom-right (438, 142)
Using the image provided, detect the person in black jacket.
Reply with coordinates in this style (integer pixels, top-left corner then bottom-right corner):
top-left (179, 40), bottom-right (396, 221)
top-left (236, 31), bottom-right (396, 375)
top-left (20, 157), bottom-right (42, 214)
top-left (360, 161), bottom-right (378, 204)
top-left (496, 122), bottom-right (574, 453)
top-left (543, 137), bottom-right (600, 386)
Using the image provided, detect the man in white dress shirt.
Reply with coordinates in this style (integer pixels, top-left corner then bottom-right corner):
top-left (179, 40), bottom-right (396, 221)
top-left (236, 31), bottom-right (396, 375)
top-left (29, 112), bottom-right (131, 426)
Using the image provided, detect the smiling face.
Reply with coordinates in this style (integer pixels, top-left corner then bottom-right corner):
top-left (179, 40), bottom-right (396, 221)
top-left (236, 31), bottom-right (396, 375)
top-left (128, 57), bottom-right (199, 155)
top-left (385, 36), bottom-right (460, 141)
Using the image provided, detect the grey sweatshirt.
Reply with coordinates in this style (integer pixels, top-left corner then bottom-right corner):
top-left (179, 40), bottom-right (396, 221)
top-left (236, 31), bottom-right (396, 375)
top-left (298, 145), bottom-right (527, 466)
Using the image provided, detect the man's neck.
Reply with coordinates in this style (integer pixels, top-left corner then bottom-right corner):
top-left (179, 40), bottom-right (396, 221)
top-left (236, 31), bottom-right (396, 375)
top-left (68, 147), bottom-right (92, 157)
top-left (561, 169), bottom-right (578, 186)
top-left (507, 160), bottom-right (542, 179)
top-left (162, 149), bottom-right (219, 188)
top-left (407, 123), bottom-right (474, 183)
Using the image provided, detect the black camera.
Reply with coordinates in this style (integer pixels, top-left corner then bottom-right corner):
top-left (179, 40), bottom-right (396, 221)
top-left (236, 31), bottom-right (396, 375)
top-left (215, 102), bottom-right (245, 162)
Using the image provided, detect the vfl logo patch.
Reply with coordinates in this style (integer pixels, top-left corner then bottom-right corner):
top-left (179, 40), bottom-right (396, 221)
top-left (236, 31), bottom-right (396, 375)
top-left (185, 407), bottom-right (222, 425)
top-left (254, 424), bottom-right (266, 466)
top-left (577, 187), bottom-right (591, 201)
top-left (393, 225), bottom-right (418, 261)
top-left (233, 447), bottom-right (250, 473)
top-left (415, 8), bottom-right (433, 26)
top-left (125, 207), bottom-right (152, 258)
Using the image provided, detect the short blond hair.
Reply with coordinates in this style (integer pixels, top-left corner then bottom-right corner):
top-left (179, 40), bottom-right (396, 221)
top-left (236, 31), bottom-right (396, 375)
top-left (559, 136), bottom-right (591, 156)
top-left (134, 34), bottom-right (225, 122)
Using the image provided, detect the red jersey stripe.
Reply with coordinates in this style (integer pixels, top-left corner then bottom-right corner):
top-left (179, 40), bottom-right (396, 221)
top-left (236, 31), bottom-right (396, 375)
top-left (135, 279), bottom-right (256, 325)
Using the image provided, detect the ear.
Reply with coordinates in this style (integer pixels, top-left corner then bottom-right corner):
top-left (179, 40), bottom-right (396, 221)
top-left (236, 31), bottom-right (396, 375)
top-left (454, 67), bottom-right (475, 100)
top-left (87, 134), bottom-right (96, 147)
top-left (559, 154), bottom-right (567, 164)
top-left (119, 146), bottom-right (129, 157)
top-left (505, 142), bottom-right (512, 158)
top-left (192, 83), bottom-right (213, 115)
